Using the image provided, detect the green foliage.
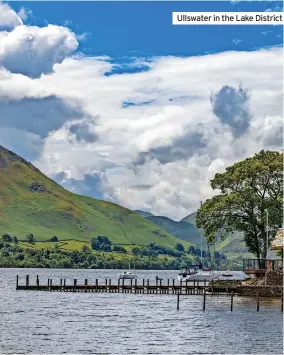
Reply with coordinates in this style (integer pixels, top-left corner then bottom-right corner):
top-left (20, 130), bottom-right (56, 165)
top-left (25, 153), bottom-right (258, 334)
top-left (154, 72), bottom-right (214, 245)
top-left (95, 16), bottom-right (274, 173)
top-left (2, 233), bottom-right (12, 242)
top-left (0, 145), bottom-right (189, 250)
top-left (81, 245), bottom-right (91, 253)
top-left (196, 150), bottom-right (283, 258)
top-left (91, 236), bottom-right (112, 251)
top-left (26, 233), bottom-right (36, 244)
top-left (175, 243), bottom-right (185, 252)
top-left (50, 236), bottom-right (58, 242)
top-left (0, 241), bottom-right (187, 270)
top-left (112, 245), bottom-right (127, 253)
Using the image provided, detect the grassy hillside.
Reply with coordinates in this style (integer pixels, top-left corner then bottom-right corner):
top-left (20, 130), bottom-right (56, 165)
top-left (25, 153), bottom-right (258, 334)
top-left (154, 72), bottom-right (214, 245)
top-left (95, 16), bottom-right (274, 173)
top-left (180, 211), bottom-right (197, 224)
top-left (145, 215), bottom-right (204, 246)
top-left (0, 145), bottom-right (190, 249)
top-left (134, 210), bottom-right (154, 218)
top-left (180, 212), bottom-right (252, 259)
top-left (136, 210), bottom-right (252, 260)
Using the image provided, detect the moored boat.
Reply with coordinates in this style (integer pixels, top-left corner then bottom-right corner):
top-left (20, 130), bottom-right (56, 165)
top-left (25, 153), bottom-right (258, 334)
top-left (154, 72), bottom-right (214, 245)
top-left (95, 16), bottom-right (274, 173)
top-left (119, 271), bottom-right (137, 279)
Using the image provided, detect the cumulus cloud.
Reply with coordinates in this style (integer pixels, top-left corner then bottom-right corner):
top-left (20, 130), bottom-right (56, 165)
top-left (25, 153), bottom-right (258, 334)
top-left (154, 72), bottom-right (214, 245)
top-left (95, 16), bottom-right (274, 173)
top-left (0, 3), bottom-right (283, 220)
top-left (69, 121), bottom-right (98, 143)
top-left (0, 2), bottom-right (23, 31)
top-left (53, 171), bottom-right (104, 200)
top-left (0, 24), bottom-right (78, 78)
top-left (211, 85), bottom-right (252, 138)
top-left (0, 95), bottom-right (87, 137)
top-left (17, 7), bottom-right (32, 21)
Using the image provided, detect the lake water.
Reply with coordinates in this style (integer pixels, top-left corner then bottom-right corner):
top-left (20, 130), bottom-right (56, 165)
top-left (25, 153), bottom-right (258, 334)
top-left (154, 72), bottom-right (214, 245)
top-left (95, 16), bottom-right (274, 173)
top-left (0, 268), bottom-right (283, 354)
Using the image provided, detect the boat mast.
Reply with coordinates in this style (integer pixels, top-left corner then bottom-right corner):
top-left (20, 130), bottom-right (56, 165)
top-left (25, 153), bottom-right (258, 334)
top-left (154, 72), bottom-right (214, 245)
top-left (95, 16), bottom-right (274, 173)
top-left (200, 201), bottom-right (203, 266)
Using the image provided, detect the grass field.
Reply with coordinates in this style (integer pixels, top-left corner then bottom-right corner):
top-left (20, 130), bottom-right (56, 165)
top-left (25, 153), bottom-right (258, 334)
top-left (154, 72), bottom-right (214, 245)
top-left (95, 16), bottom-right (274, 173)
top-left (0, 145), bottom-right (191, 250)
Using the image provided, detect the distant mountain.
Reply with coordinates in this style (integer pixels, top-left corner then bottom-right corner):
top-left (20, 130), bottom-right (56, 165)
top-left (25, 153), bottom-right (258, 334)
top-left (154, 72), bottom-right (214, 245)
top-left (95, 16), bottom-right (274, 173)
top-left (136, 209), bottom-right (252, 260)
top-left (135, 210), bottom-right (206, 248)
top-left (180, 211), bottom-right (197, 224)
top-left (146, 216), bottom-right (206, 247)
top-left (0, 145), bottom-right (190, 249)
top-left (134, 210), bottom-right (154, 218)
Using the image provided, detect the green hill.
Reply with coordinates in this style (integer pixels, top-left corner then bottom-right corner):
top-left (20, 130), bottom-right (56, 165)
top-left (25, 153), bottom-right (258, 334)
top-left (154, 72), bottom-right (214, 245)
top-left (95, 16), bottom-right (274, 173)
top-left (180, 212), bottom-right (251, 259)
top-left (134, 210), bottom-right (154, 218)
top-left (180, 211), bottom-right (197, 225)
top-left (0, 145), bottom-right (189, 248)
top-left (135, 210), bottom-right (252, 261)
top-left (145, 215), bottom-right (204, 246)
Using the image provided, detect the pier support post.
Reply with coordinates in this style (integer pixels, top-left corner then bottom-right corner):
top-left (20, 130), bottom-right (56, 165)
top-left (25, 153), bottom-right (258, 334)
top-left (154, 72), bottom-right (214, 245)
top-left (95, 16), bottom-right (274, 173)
top-left (257, 293), bottom-right (260, 311)
top-left (16, 275), bottom-right (19, 290)
top-left (26, 275), bottom-right (29, 287)
top-left (36, 275), bottom-right (39, 286)
top-left (203, 291), bottom-right (206, 311)
top-left (177, 292), bottom-right (180, 310)
top-left (96, 279), bottom-right (98, 292)
top-left (74, 279), bottom-right (77, 292)
top-left (63, 279), bottom-right (66, 291)
top-left (281, 289), bottom-right (283, 312)
top-left (231, 292), bottom-right (234, 311)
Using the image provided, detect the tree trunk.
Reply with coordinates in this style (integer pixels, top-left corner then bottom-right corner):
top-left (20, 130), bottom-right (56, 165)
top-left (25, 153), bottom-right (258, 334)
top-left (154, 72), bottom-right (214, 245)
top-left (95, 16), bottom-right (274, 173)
top-left (260, 225), bottom-right (266, 259)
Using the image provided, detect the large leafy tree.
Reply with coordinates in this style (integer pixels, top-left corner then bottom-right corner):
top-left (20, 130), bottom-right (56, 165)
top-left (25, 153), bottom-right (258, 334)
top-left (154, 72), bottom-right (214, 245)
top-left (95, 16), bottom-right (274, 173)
top-left (196, 150), bottom-right (283, 259)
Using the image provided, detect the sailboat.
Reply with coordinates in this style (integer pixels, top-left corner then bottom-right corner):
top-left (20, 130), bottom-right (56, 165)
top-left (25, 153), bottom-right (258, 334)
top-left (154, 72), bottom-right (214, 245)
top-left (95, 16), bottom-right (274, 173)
top-left (178, 203), bottom-right (219, 282)
top-left (119, 260), bottom-right (137, 279)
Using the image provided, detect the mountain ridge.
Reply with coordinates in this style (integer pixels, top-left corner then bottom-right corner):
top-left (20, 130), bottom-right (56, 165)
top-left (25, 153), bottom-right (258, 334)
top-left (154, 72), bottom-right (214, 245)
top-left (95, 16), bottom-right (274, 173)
top-left (0, 145), bottom-right (190, 248)
top-left (135, 209), bottom-right (252, 260)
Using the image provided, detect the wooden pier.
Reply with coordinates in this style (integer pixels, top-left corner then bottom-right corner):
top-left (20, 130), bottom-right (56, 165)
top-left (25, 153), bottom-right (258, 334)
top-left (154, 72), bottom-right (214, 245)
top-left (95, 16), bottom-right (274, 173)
top-left (16, 275), bottom-right (237, 295)
top-left (16, 275), bottom-right (283, 312)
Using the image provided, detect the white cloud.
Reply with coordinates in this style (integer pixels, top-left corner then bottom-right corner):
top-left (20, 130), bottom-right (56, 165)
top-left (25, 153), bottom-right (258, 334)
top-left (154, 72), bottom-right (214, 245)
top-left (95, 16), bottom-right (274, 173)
top-left (0, 3), bottom-right (283, 220)
top-left (17, 7), bottom-right (32, 21)
top-left (232, 38), bottom-right (242, 45)
top-left (0, 2), bottom-right (23, 30)
top-left (0, 24), bottom-right (78, 78)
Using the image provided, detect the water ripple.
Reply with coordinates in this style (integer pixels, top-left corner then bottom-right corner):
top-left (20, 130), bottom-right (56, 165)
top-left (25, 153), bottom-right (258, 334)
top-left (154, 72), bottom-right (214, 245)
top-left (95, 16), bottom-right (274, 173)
top-left (0, 268), bottom-right (282, 354)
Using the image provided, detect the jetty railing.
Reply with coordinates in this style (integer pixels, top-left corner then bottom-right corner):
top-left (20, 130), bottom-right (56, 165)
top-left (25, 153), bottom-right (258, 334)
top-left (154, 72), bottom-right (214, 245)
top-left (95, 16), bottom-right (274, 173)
top-left (243, 258), bottom-right (283, 271)
top-left (16, 275), bottom-right (283, 312)
top-left (16, 275), bottom-right (238, 295)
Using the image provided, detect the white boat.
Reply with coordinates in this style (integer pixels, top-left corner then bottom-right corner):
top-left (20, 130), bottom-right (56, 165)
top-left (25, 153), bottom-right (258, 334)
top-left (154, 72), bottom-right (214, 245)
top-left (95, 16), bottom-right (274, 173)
top-left (119, 271), bottom-right (137, 279)
top-left (119, 261), bottom-right (137, 279)
top-left (178, 265), bottom-right (213, 282)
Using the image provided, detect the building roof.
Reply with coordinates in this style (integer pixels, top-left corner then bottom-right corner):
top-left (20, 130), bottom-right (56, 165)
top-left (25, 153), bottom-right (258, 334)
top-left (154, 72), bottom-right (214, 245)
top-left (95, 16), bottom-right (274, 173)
top-left (271, 229), bottom-right (284, 250)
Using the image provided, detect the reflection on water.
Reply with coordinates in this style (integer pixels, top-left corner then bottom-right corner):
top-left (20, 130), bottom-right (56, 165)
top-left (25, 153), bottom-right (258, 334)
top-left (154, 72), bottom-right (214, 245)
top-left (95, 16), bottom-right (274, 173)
top-left (0, 268), bottom-right (283, 354)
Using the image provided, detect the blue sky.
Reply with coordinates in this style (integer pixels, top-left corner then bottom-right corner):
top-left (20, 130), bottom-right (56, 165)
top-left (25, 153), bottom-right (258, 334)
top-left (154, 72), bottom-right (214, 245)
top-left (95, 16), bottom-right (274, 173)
top-left (10, 1), bottom-right (283, 59)
top-left (0, 1), bottom-right (283, 219)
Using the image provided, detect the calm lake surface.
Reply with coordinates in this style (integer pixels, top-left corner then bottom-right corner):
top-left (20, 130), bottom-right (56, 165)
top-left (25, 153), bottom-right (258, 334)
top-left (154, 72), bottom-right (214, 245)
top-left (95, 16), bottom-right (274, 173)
top-left (0, 268), bottom-right (283, 354)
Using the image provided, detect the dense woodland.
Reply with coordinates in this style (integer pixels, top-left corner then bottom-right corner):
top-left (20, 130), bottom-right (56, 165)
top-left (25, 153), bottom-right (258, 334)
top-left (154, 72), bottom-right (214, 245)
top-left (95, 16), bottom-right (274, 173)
top-left (0, 234), bottom-right (231, 270)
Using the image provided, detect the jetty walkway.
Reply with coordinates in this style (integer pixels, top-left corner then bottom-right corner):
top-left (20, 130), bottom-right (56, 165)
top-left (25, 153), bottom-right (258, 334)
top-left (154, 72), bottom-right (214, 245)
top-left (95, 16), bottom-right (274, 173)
top-left (16, 275), bottom-right (236, 295)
